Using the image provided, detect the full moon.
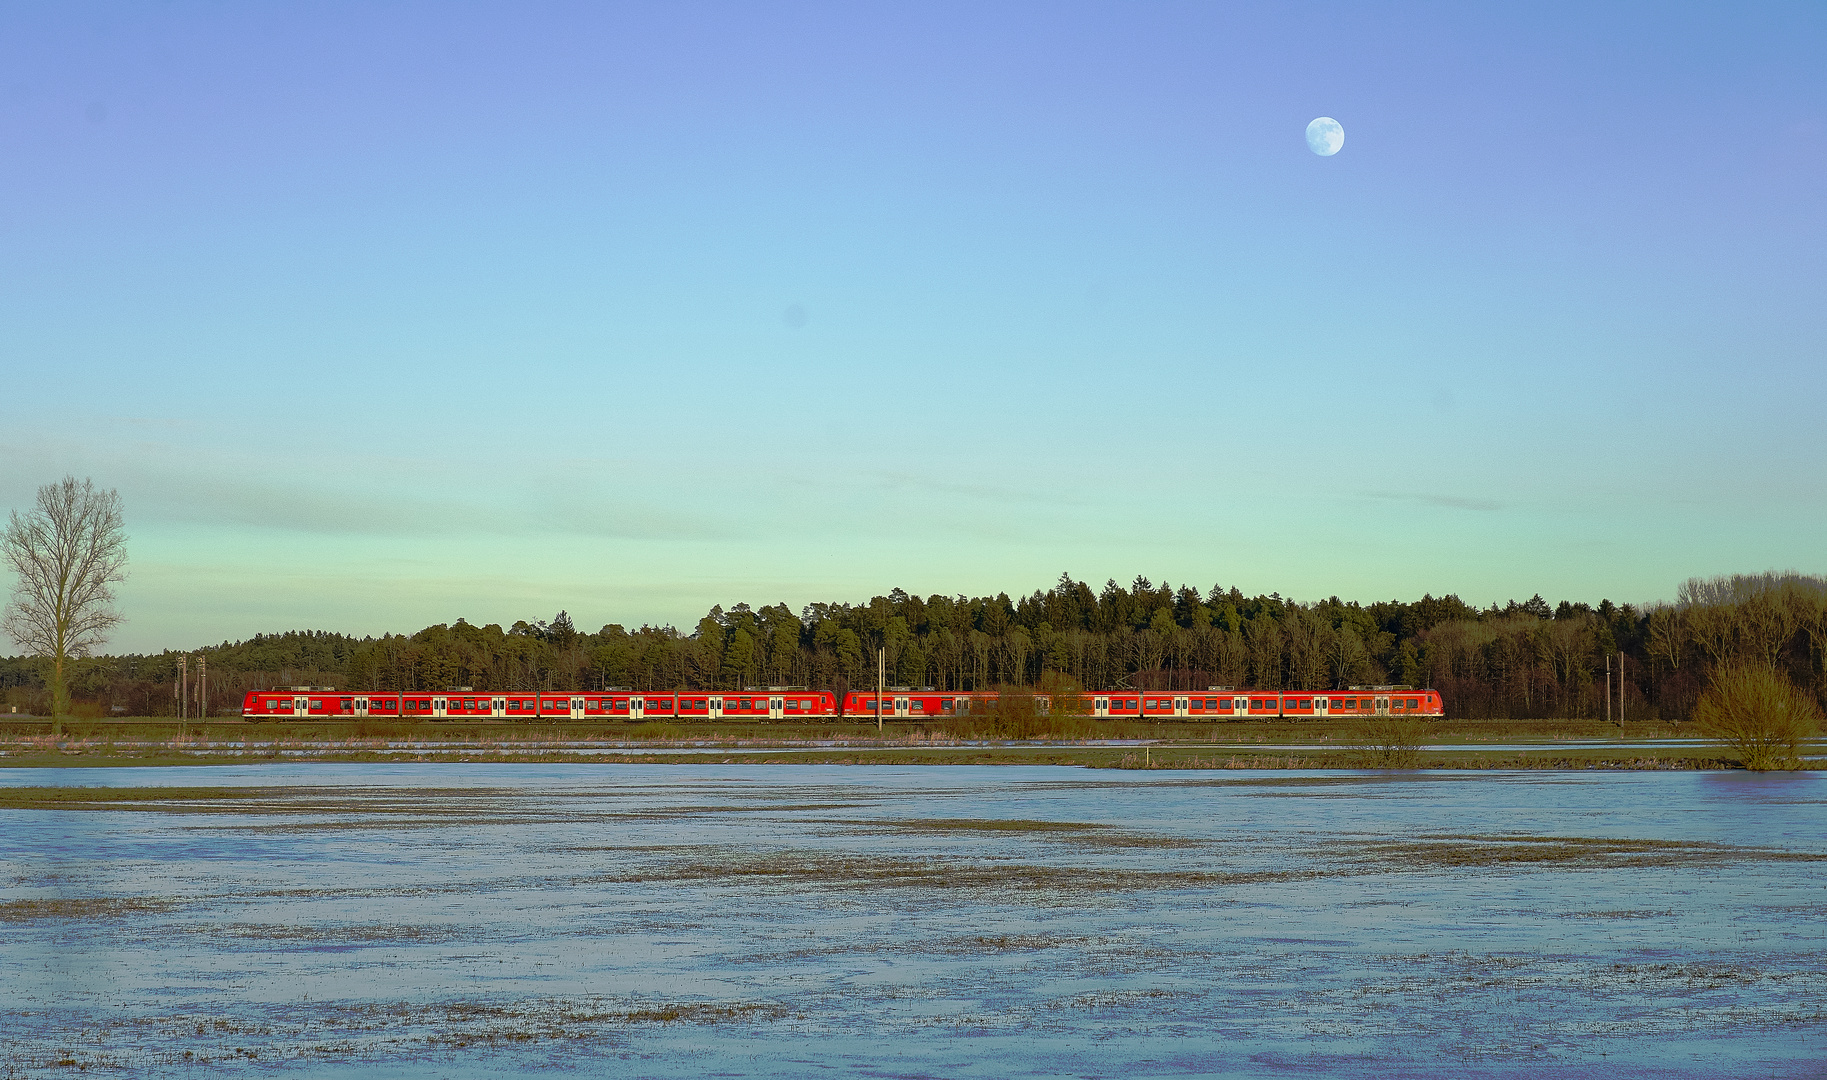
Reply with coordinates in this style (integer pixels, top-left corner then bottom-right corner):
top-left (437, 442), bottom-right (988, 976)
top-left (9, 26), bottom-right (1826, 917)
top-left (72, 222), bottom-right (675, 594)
top-left (1306, 117), bottom-right (1344, 156)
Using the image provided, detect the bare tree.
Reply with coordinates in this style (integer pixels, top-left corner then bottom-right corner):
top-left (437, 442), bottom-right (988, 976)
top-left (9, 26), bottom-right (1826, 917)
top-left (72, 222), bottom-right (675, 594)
top-left (2, 477), bottom-right (129, 729)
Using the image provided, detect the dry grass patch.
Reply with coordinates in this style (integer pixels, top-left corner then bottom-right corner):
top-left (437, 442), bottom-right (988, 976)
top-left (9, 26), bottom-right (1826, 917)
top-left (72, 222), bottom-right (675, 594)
top-left (594, 849), bottom-right (1307, 893)
top-left (0, 896), bottom-right (178, 921)
top-left (0, 786), bottom-right (272, 811)
top-left (428, 998), bottom-right (789, 1045)
top-left (845, 816), bottom-right (1207, 849)
top-left (215, 922), bottom-right (459, 944)
top-left (1337, 833), bottom-right (1827, 870)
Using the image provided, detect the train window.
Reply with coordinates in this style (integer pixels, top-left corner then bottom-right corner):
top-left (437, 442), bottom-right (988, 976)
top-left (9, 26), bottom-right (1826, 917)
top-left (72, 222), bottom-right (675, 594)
top-left (1205, 698), bottom-right (1217, 709)
top-left (800, 699), bottom-right (812, 709)
top-left (657, 701), bottom-right (672, 711)
top-left (1408, 698), bottom-right (1420, 709)
top-left (910, 701), bottom-right (924, 712)
top-left (614, 700), bottom-right (627, 711)
top-left (1250, 699), bottom-right (1261, 709)
top-left (309, 699), bottom-right (323, 709)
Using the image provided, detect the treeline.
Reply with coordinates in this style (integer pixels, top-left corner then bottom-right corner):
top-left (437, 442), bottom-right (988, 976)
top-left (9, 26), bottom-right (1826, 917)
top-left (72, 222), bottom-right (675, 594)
top-left (4, 572), bottom-right (1824, 721)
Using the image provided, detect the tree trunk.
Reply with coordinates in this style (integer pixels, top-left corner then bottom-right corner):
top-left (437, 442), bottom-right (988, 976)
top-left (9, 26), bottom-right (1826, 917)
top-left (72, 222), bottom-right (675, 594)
top-left (51, 653), bottom-right (68, 736)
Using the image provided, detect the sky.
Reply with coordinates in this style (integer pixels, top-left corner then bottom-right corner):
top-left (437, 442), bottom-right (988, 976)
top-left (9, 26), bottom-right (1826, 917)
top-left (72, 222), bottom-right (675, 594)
top-left (3, 1), bottom-right (1823, 652)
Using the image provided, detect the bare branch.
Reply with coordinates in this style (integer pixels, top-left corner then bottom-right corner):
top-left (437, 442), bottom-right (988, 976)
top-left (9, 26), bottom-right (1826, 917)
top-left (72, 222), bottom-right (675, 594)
top-left (2, 477), bottom-right (129, 720)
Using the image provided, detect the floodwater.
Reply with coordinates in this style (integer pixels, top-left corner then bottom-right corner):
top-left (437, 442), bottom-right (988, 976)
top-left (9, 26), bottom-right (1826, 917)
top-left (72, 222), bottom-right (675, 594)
top-left (1, 766), bottom-right (1823, 1079)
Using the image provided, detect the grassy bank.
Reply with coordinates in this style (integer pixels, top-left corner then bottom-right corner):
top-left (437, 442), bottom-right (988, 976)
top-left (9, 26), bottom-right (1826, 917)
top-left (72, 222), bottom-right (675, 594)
top-left (0, 714), bottom-right (1693, 744)
top-left (0, 715), bottom-right (1811, 770)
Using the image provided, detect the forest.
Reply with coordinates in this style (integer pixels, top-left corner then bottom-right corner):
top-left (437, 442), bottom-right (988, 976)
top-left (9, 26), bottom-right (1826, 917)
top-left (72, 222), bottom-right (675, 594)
top-left (3, 572), bottom-right (1823, 722)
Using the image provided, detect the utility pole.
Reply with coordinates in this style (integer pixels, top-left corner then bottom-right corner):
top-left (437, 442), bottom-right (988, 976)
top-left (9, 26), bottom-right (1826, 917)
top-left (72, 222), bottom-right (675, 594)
top-left (1604, 654), bottom-right (1611, 727)
top-left (178, 655), bottom-right (188, 723)
top-left (199, 655), bottom-right (207, 722)
top-left (876, 648), bottom-right (885, 735)
top-left (1618, 649), bottom-right (1625, 731)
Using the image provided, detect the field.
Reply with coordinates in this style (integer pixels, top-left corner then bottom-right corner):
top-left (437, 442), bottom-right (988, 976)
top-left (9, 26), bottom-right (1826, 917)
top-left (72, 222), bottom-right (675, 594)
top-left (0, 715), bottom-right (1795, 770)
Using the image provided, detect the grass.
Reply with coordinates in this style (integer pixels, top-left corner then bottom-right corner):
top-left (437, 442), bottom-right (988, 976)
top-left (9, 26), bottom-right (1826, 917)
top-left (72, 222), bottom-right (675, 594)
top-left (824, 816), bottom-right (1206, 848)
top-left (0, 896), bottom-right (178, 921)
top-left (1333, 833), bottom-right (1827, 869)
top-left (572, 849), bottom-right (1313, 892)
top-left (0, 714), bottom-right (1703, 743)
top-left (1, 714), bottom-right (1809, 771)
top-left (0, 785), bottom-right (271, 810)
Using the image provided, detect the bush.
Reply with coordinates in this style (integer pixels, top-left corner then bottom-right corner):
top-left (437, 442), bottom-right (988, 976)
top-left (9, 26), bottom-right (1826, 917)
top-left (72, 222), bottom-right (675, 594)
top-left (1694, 666), bottom-right (1821, 771)
top-left (1350, 715), bottom-right (1429, 769)
top-left (939, 683), bottom-right (1099, 741)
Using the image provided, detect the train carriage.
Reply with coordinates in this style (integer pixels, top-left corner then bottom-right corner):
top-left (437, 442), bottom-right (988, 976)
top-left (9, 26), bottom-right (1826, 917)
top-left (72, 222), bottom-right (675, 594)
top-left (243, 685), bottom-right (1437, 722)
top-left (239, 687), bottom-right (840, 721)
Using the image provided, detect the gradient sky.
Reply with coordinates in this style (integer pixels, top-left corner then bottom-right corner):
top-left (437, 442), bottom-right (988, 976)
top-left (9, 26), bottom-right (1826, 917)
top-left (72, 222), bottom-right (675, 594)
top-left (4, 2), bottom-right (1823, 652)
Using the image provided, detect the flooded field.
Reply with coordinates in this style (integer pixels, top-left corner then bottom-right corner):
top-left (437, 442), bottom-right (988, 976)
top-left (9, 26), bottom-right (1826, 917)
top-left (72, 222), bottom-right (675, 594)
top-left (2, 765), bottom-right (1823, 1078)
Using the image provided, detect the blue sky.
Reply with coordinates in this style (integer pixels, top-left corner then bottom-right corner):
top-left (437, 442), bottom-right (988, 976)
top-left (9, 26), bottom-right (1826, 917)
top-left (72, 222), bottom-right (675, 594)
top-left (3, 2), bottom-right (1823, 652)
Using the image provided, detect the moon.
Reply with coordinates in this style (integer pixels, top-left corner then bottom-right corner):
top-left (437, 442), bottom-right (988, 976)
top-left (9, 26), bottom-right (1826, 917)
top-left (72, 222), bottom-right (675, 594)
top-left (1306, 117), bottom-right (1344, 156)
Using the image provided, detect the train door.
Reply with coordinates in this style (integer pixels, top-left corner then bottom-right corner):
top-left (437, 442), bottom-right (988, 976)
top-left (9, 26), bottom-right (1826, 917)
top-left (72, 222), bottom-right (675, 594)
top-left (1314, 697), bottom-right (1329, 719)
top-left (768, 696), bottom-right (784, 720)
top-left (569, 697), bottom-right (584, 721)
top-left (629, 697), bottom-right (646, 721)
top-left (354, 697), bottom-right (369, 719)
top-left (432, 696), bottom-right (447, 720)
top-left (293, 695), bottom-right (308, 717)
top-left (708, 697), bottom-right (724, 720)
top-left (1375, 695), bottom-right (1389, 716)
top-left (1173, 695), bottom-right (1189, 718)
top-left (491, 697), bottom-right (505, 718)
top-left (1094, 696), bottom-right (1109, 718)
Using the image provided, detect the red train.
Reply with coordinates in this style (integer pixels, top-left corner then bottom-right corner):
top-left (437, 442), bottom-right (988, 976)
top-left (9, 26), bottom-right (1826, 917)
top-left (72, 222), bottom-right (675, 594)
top-left (240, 687), bottom-right (838, 721)
top-left (841, 687), bottom-right (1443, 721)
top-left (240, 685), bottom-right (1442, 721)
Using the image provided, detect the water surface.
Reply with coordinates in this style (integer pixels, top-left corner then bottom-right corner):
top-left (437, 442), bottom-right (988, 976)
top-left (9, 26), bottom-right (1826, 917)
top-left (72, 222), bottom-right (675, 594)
top-left (2, 765), bottom-right (1822, 1077)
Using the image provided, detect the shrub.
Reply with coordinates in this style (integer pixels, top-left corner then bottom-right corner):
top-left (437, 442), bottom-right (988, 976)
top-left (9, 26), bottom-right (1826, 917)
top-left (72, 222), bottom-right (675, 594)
top-left (1350, 715), bottom-right (1429, 769)
top-left (1693, 666), bottom-right (1821, 771)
